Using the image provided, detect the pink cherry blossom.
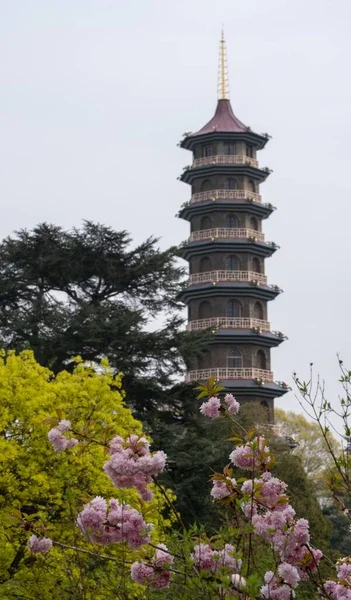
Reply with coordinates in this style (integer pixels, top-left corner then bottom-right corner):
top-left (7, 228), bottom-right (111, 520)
top-left (230, 437), bottom-right (271, 470)
top-left (28, 535), bottom-right (53, 554)
top-left (192, 543), bottom-right (241, 574)
top-left (224, 393), bottom-right (240, 415)
top-left (130, 544), bottom-right (174, 589)
top-left (48, 420), bottom-right (78, 453)
top-left (278, 562), bottom-right (300, 587)
top-left (77, 496), bottom-right (152, 548)
top-left (200, 396), bottom-right (221, 418)
top-left (211, 478), bottom-right (236, 500)
top-left (103, 435), bottom-right (166, 501)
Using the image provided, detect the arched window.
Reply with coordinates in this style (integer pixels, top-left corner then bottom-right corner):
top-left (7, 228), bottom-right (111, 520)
top-left (225, 214), bottom-right (238, 229)
top-left (227, 349), bottom-right (243, 368)
top-left (256, 350), bottom-right (267, 370)
top-left (224, 143), bottom-right (236, 155)
top-left (203, 145), bottom-right (213, 157)
top-left (201, 179), bottom-right (212, 192)
top-left (250, 217), bottom-right (258, 231)
top-left (199, 301), bottom-right (212, 319)
top-left (253, 301), bottom-right (264, 320)
top-left (248, 180), bottom-right (256, 192)
top-left (252, 257), bottom-right (261, 273)
top-left (200, 216), bottom-right (212, 230)
top-left (227, 300), bottom-right (241, 318)
top-left (226, 255), bottom-right (240, 271)
top-left (224, 178), bottom-right (237, 190)
top-left (199, 256), bottom-right (212, 272)
top-left (199, 350), bottom-right (211, 369)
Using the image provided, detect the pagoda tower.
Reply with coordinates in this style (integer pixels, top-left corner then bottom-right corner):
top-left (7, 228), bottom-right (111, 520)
top-left (177, 33), bottom-right (288, 420)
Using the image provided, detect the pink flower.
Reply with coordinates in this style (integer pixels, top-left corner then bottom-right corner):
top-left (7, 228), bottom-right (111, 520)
top-left (48, 420), bottom-right (78, 453)
top-left (130, 545), bottom-right (174, 589)
top-left (200, 396), bottom-right (221, 418)
top-left (230, 437), bottom-right (271, 470)
top-left (152, 543), bottom-right (174, 568)
top-left (28, 535), bottom-right (53, 554)
top-left (57, 420), bottom-right (71, 432)
top-left (224, 394), bottom-right (240, 415)
top-left (211, 478), bottom-right (236, 500)
top-left (261, 571), bottom-right (293, 600)
top-left (192, 543), bottom-right (241, 574)
top-left (103, 435), bottom-right (166, 501)
top-left (77, 496), bottom-right (152, 548)
top-left (278, 562), bottom-right (300, 587)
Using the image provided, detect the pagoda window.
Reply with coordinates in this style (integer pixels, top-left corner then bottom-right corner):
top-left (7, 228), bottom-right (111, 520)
top-left (227, 348), bottom-right (243, 368)
top-left (250, 216), bottom-right (259, 231)
top-left (225, 214), bottom-right (238, 229)
top-left (200, 216), bottom-right (212, 230)
top-left (199, 350), bottom-right (211, 369)
top-left (253, 301), bottom-right (264, 320)
top-left (246, 145), bottom-right (254, 158)
top-left (256, 349), bottom-right (267, 370)
top-left (227, 300), bottom-right (241, 318)
top-left (224, 178), bottom-right (237, 190)
top-left (201, 179), bottom-right (212, 192)
top-left (199, 256), bottom-right (212, 272)
top-left (199, 301), bottom-right (212, 319)
top-left (203, 145), bottom-right (213, 157)
top-left (226, 255), bottom-right (240, 271)
top-left (252, 257), bottom-right (261, 273)
top-left (224, 143), bottom-right (236, 155)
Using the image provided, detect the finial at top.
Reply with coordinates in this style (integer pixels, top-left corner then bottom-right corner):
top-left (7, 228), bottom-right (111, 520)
top-left (218, 30), bottom-right (230, 100)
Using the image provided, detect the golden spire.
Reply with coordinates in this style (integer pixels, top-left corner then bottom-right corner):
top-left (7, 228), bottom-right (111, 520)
top-left (217, 30), bottom-right (230, 100)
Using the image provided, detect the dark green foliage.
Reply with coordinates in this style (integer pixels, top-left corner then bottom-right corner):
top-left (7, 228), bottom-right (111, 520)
top-left (323, 505), bottom-right (351, 555)
top-left (0, 222), bottom-right (209, 400)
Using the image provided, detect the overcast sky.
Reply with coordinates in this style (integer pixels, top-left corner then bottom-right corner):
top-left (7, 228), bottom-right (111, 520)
top-left (0, 0), bottom-right (350, 423)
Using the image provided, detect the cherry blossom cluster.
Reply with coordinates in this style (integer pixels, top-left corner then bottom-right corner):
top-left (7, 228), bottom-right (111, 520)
top-left (77, 496), bottom-right (153, 548)
top-left (230, 436), bottom-right (272, 470)
top-left (191, 543), bottom-right (242, 574)
top-left (324, 557), bottom-right (351, 599)
top-left (210, 476), bottom-right (237, 500)
top-left (48, 420), bottom-right (78, 453)
top-left (103, 434), bottom-right (167, 501)
top-left (200, 393), bottom-right (240, 418)
top-left (28, 535), bottom-right (53, 554)
top-left (131, 544), bottom-right (174, 589)
top-left (261, 564), bottom-right (300, 600)
top-left (240, 471), bottom-right (323, 581)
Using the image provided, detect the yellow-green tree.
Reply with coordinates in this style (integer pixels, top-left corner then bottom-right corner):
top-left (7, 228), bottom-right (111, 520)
top-left (275, 408), bottom-right (341, 502)
top-left (0, 351), bottom-right (169, 600)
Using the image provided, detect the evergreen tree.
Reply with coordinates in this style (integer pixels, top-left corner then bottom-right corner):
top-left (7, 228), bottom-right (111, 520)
top-left (0, 221), bottom-right (209, 405)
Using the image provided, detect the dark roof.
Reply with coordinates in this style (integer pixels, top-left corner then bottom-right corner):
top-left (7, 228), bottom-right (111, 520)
top-left (190, 99), bottom-right (248, 137)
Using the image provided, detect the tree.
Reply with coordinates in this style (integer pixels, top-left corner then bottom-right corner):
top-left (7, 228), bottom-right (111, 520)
top-left (275, 408), bottom-right (341, 500)
top-left (0, 222), bottom-right (209, 405)
top-left (0, 350), bottom-right (169, 600)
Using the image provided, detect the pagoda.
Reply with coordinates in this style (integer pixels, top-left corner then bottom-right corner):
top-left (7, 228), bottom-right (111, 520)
top-left (177, 33), bottom-right (288, 420)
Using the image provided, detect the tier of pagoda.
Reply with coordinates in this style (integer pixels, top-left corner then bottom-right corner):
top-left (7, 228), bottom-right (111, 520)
top-left (177, 34), bottom-right (288, 419)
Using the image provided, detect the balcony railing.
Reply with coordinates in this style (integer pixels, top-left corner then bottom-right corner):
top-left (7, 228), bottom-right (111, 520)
top-left (186, 317), bottom-right (270, 332)
top-left (190, 189), bottom-right (262, 204)
top-left (188, 228), bottom-right (265, 243)
top-left (188, 270), bottom-right (267, 286)
top-left (193, 155), bottom-right (259, 168)
top-left (185, 368), bottom-right (274, 382)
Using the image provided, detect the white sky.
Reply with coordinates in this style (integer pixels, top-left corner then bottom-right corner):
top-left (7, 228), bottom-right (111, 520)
top-left (0, 0), bottom-right (350, 422)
